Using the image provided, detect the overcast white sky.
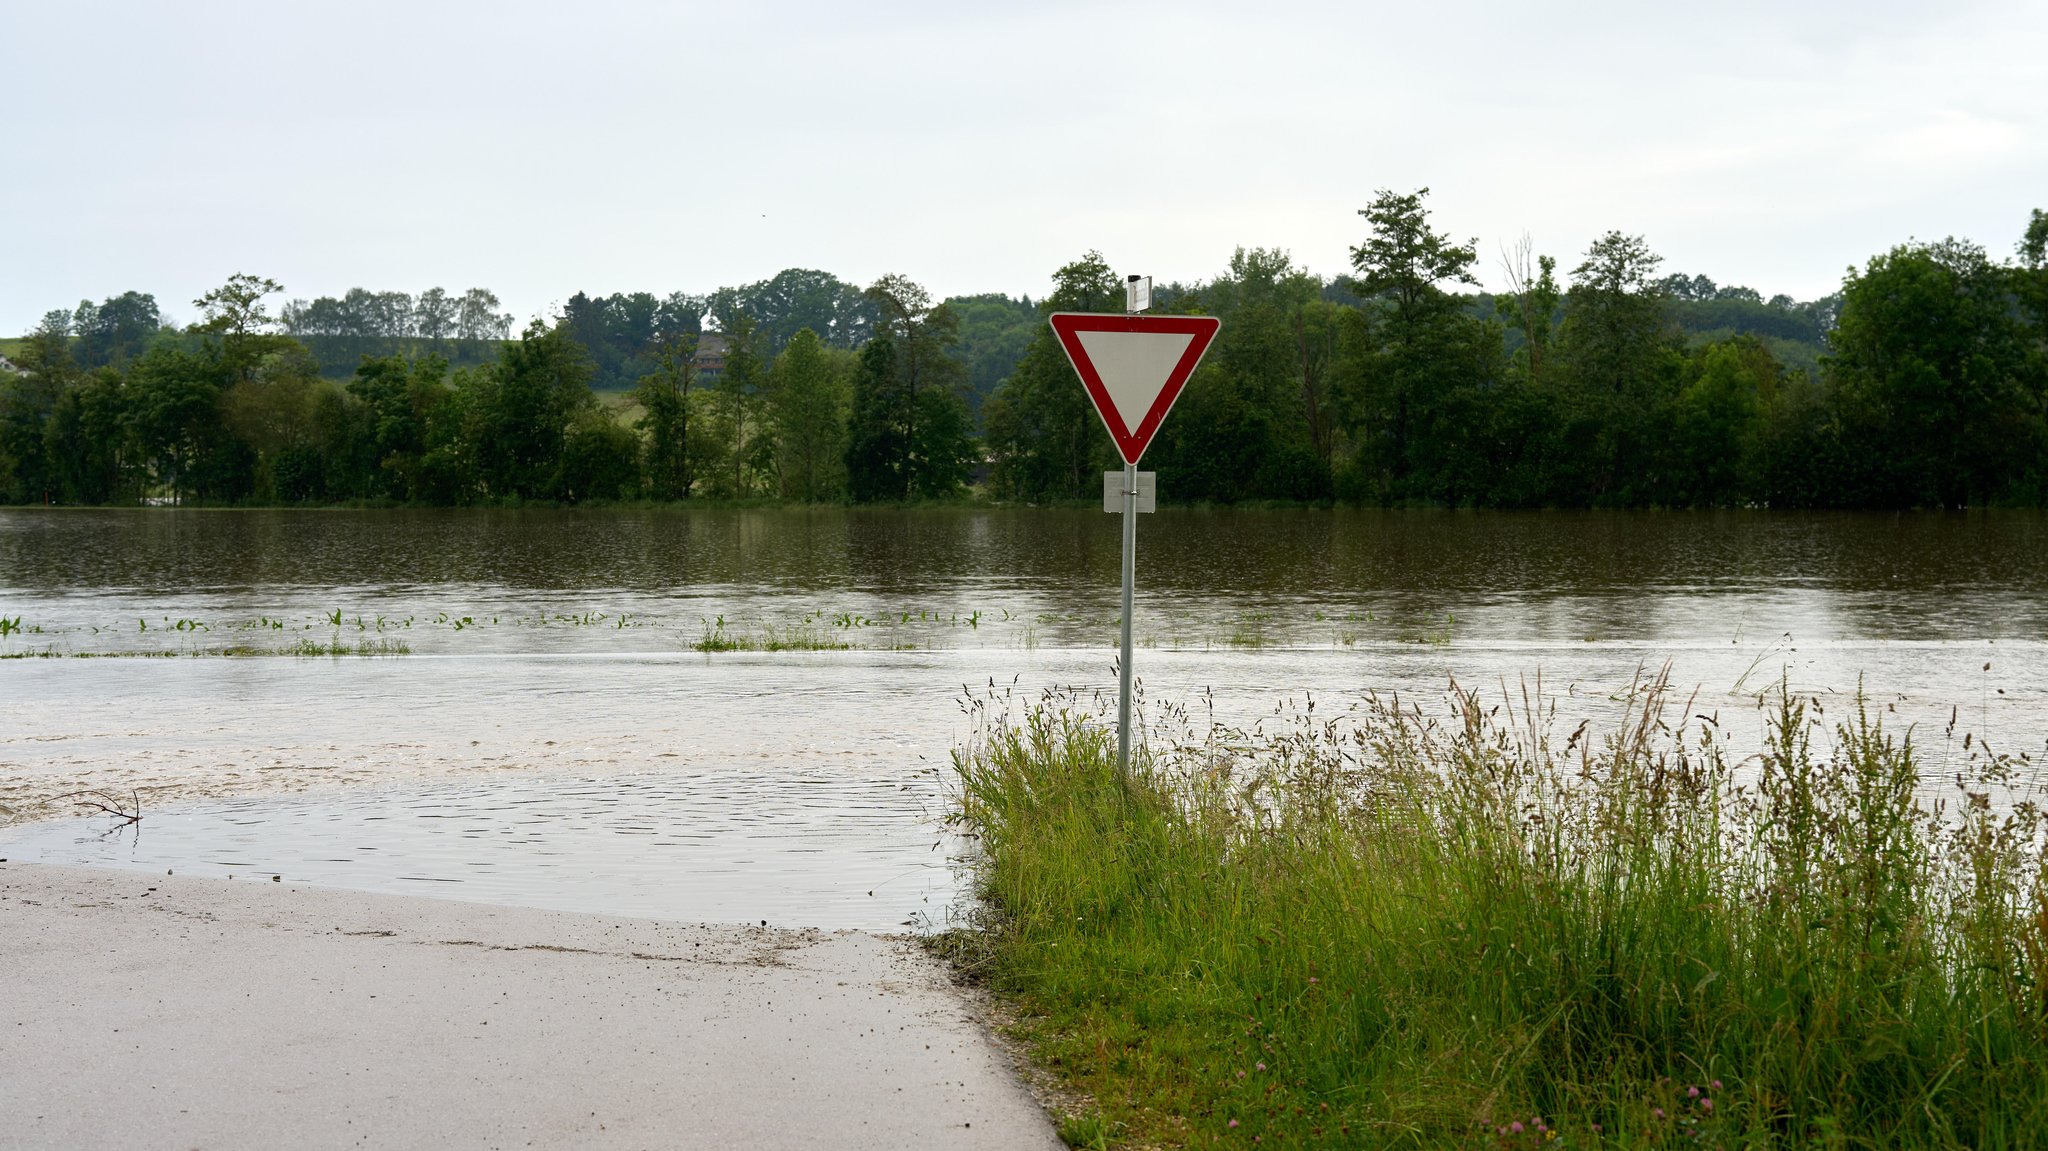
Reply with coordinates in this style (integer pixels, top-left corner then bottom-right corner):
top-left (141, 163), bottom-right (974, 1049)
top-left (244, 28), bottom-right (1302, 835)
top-left (4, 0), bottom-right (2043, 333)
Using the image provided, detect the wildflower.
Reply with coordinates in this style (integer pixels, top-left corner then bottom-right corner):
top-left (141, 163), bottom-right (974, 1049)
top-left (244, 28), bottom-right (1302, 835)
top-left (1688, 1085), bottom-right (1700, 1099)
top-left (1256, 1062), bottom-right (1266, 1072)
top-left (1511, 1121), bottom-right (1524, 1134)
top-left (1710, 1079), bottom-right (1723, 1091)
top-left (1229, 1119), bottom-right (1239, 1128)
top-left (1653, 1108), bottom-right (1666, 1121)
top-left (1701, 1099), bottom-right (1714, 1113)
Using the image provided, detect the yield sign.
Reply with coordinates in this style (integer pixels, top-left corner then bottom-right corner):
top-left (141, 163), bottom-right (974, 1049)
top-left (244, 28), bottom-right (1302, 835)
top-left (1049, 313), bottom-right (1221, 465)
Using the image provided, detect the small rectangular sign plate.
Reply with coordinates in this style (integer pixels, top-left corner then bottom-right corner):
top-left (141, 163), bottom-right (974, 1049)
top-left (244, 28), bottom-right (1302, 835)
top-left (1103, 471), bottom-right (1156, 513)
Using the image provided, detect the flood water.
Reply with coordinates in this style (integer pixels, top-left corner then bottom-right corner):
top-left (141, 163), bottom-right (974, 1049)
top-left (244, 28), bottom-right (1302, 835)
top-left (4, 507), bottom-right (2047, 929)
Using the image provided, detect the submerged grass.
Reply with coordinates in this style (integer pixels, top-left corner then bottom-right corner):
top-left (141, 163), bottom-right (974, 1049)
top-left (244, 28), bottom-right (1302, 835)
top-left (0, 639), bottom-right (412, 658)
top-left (251, 637), bottom-right (411, 657)
top-left (691, 617), bottom-right (852, 653)
top-left (946, 674), bottom-right (2048, 1148)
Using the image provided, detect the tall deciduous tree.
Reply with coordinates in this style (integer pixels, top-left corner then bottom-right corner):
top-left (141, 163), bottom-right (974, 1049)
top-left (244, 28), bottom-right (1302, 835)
top-left (347, 355), bottom-right (454, 501)
top-left (634, 331), bottom-right (699, 500)
top-left (769, 327), bottom-right (849, 501)
top-left (193, 273), bottom-right (288, 388)
top-left (72, 291), bottom-right (161, 369)
top-left (462, 321), bottom-right (596, 500)
top-left (846, 336), bottom-right (907, 502)
top-left (1338, 188), bottom-right (1495, 501)
top-left (1555, 231), bottom-right (1681, 500)
top-left (709, 312), bottom-right (768, 498)
top-left (847, 275), bottom-right (974, 501)
top-left (1828, 237), bottom-right (2042, 506)
top-left (127, 343), bottom-right (252, 504)
top-left (457, 288), bottom-right (514, 342)
top-left (414, 288), bottom-right (458, 343)
top-left (0, 311), bottom-right (77, 503)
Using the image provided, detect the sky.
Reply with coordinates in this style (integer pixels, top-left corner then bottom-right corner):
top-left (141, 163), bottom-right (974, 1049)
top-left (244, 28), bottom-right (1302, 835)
top-left (3, 0), bottom-right (2044, 334)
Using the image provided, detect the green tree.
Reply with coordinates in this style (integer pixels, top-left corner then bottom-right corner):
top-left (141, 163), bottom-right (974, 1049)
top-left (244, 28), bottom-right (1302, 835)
top-left (220, 341), bottom-right (330, 502)
top-left (982, 252), bottom-right (1122, 502)
top-left (1336, 188), bottom-right (1499, 502)
top-left (1827, 237), bottom-right (2042, 506)
top-left (708, 313), bottom-right (769, 498)
top-left (0, 311), bottom-right (77, 503)
top-left (1150, 247), bottom-right (1330, 503)
top-left (1554, 231), bottom-right (1683, 501)
top-left (559, 410), bottom-right (641, 503)
top-left (945, 293), bottom-right (1040, 417)
top-left (846, 275), bottom-right (974, 500)
top-left (768, 327), bottom-right (849, 501)
top-left (461, 321), bottom-right (597, 501)
top-left (72, 291), bottom-right (162, 369)
top-left (633, 332), bottom-right (699, 500)
top-left (707, 269), bottom-right (872, 353)
top-left (1667, 339), bottom-right (1768, 505)
top-left (346, 355), bottom-right (454, 501)
top-left (126, 343), bottom-right (252, 503)
top-left (846, 337), bottom-right (909, 502)
top-left (46, 368), bottom-right (135, 504)
top-left (2018, 209), bottom-right (2048, 346)
top-left (414, 288), bottom-right (459, 344)
top-left (192, 273), bottom-right (289, 388)
top-left (456, 289), bottom-right (514, 342)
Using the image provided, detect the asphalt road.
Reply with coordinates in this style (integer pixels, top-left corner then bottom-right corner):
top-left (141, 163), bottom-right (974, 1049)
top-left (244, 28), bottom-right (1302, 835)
top-left (0, 862), bottom-right (1061, 1150)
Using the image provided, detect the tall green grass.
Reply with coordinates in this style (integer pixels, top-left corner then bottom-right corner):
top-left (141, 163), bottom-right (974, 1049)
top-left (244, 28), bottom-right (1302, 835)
top-left (948, 676), bottom-right (2048, 1148)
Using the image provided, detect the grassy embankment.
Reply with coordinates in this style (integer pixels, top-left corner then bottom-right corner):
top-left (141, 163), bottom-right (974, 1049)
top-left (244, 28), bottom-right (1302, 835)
top-left (946, 678), bottom-right (2048, 1148)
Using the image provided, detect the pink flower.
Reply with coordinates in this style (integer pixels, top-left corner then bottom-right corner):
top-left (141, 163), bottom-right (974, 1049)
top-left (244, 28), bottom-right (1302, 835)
top-left (1653, 1108), bottom-right (1667, 1121)
top-left (1710, 1079), bottom-right (1724, 1090)
top-left (1256, 1062), bottom-right (1266, 1072)
top-left (1228, 1119), bottom-right (1239, 1128)
top-left (1510, 1121), bottom-right (1524, 1134)
top-left (1701, 1099), bottom-right (1714, 1113)
top-left (1688, 1085), bottom-right (1700, 1099)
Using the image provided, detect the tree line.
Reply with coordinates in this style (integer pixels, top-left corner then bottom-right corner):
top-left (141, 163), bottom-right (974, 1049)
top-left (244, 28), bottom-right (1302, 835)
top-left (3, 194), bottom-right (2044, 509)
top-left (280, 287), bottom-right (515, 376)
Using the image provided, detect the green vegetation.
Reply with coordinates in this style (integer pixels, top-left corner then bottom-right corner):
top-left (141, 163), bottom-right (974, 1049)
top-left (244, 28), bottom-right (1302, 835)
top-left (690, 616), bottom-right (851, 653)
top-left (5, 203), bottom-right (2044, 508)
top-left (250, 637), bottom-right (410, 657)
top-left (0, 639), bottom-right (408, 658)
top-left (948, 679), bottom-right (2048, 1147)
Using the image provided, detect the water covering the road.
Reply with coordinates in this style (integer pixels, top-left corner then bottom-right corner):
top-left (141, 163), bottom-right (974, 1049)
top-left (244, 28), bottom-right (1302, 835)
top-left (4, 507), bottom-right (2045, 928)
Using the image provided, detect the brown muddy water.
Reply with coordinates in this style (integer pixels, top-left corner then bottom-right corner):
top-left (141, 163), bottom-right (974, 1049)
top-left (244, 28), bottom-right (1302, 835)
top-left (3, 507), bottom-right (2046, 929)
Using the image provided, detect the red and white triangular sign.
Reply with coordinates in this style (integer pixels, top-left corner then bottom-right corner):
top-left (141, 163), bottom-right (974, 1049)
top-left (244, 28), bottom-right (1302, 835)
top-left (1049, 313), bottom-right (1221, 465)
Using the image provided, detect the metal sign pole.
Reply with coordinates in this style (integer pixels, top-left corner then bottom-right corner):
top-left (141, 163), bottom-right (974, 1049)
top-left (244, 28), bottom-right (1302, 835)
top-left (1118, 460), bottom-right (1137, 779)
top-left (1115, 274), bottom-right (1149, 782)
top-left (1049, 275), bottom-right (1215, 786)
